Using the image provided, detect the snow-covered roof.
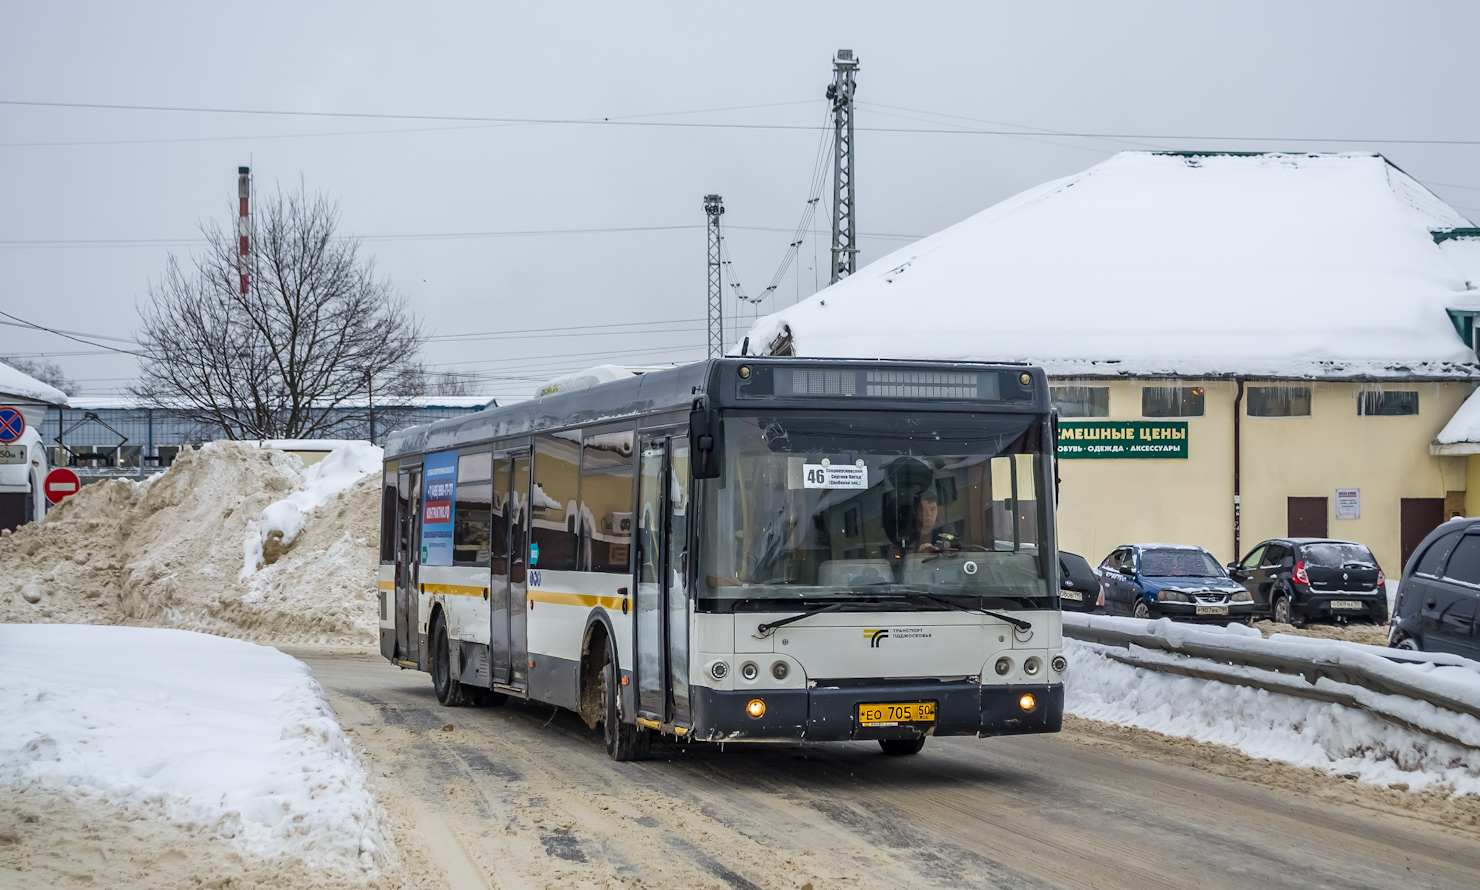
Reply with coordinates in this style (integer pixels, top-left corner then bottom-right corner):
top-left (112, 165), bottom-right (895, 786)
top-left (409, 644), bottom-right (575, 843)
top-left (1433, 385), bottom-right (1480, 451)
top-left (63, 394), bottom-right (490, 411)
top-left (744, 152), bottom-right (1480, 380)
top-left (0, 360), bottom-right (69, 406)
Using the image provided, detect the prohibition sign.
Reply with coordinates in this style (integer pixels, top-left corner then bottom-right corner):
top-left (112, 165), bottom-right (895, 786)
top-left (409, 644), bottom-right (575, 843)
top-left (0, 406), bottom-right (24, 443)
top-left (44, 467), bottom-right (80, 505)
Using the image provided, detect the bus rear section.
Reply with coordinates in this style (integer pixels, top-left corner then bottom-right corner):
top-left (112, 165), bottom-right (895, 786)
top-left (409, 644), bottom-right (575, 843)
top-left (377, 358), bottom-right (1064, 758)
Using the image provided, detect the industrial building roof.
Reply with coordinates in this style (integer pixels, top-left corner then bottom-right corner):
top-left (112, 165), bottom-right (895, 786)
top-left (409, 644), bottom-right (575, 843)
top-left (744, 151), bottom-right (1480, 380)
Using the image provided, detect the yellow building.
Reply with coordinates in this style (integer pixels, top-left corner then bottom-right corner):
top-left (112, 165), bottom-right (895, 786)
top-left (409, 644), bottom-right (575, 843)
top-left (743, 151), bottom-right (1480, 572)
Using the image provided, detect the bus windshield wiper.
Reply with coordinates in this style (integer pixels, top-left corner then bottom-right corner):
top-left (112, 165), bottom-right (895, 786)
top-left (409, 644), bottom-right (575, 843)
top-left (754, 599), bottom-right (902, 637)
top-left (911, 593), bottom-right (1032, 631)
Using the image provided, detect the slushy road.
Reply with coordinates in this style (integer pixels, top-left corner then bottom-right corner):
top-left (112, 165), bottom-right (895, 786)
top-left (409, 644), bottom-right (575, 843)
top-left (295, 648), bottom-right (1480, 890)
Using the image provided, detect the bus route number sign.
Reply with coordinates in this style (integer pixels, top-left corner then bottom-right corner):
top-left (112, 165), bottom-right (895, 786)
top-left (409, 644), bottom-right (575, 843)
top-left (803, 463), bottom-right (867, 489)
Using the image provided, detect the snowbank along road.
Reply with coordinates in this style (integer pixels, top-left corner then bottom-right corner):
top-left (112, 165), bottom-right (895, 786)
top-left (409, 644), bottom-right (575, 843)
top-left (299, 648), bottom-right (1480, 890)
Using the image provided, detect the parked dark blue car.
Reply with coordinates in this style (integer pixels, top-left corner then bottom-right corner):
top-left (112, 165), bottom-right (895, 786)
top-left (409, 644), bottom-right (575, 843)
top-left (1096, 543), bottom-right (1255, 624)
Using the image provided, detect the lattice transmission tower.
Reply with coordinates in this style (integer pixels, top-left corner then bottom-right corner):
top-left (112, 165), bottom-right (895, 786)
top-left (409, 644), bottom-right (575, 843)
top-left (704, 194), bottom-right (725, 358)
top-left (827, 49), bottom-right (859, 284)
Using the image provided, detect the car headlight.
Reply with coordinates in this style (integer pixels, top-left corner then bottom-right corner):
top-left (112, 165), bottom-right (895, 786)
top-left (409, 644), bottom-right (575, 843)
top-left (1158, 590), bottom-right (1191, 603)
top-left (1231, 590), bottom-right (1252, 602)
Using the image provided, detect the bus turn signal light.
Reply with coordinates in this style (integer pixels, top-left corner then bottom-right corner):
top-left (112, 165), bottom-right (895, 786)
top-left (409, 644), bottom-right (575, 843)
top-left (1019, 693), bottom-right (1037, 711)
top-left (746, 699), bottom-right (766, 718)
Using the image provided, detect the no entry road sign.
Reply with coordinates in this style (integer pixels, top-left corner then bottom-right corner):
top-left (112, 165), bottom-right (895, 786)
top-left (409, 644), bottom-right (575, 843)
top-left (44, 467), bottom-right (80, 505)
top-left (0, 406), bottom-right (24, 443)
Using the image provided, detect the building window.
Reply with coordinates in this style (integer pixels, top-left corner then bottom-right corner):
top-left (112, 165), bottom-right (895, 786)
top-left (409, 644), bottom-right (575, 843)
top-left (1142, 386), bottom-right (1204, 418)
top-left (1358, 391), bottom-right (1418, 416)
top-left (1247, 386), bottom-right (1311, 417)
top-left (1051, 386), bottom-right (1109, 418)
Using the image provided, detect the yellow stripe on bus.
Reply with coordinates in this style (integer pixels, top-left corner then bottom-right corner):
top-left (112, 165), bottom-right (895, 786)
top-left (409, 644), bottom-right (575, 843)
top-left (378, 580), bottom-right (395, 590)
top-left (528, 589), bottom-right (628, 611)
top-left (421, 583), bottom-right (487, 597)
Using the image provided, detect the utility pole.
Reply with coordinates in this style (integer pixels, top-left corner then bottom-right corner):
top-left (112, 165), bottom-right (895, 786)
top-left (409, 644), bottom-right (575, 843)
top-left (827, 49), bottom-right (858, 284)
top-left (704, 194), bottom-right (725, 358)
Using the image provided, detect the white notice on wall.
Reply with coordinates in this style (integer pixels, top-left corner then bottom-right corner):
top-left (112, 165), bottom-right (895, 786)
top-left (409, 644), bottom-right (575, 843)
top-left (1335, 488), bottom-right (1360, 520)
top-left (802, 463), bottom-right (868, 489)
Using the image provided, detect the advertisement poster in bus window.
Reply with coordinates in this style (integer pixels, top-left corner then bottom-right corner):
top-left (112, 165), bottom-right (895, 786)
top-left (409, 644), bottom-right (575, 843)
top-left (421, 450), bottom-right (457, 565)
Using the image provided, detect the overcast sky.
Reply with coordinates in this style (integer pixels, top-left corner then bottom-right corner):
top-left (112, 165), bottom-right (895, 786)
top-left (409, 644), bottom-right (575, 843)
top-left (2, 2), bottom-right (1478, 404)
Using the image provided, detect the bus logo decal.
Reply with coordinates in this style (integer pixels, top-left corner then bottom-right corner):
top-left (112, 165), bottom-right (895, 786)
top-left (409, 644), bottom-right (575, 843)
top-left (865, 629), bottom-right (889, 647)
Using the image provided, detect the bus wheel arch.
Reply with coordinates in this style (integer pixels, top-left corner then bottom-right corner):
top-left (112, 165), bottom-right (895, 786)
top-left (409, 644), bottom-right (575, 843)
top-left (578, 611), bottom-right (617, 730)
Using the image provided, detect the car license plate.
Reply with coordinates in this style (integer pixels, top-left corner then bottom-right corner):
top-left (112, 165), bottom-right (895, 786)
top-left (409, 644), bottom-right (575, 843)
top-left (1330, 600), bottom-right (1363, 610)
top-left (858, 702), bottom-right (936, 726)
top-left (1060, 590), bottom-right (1083, 601)
top-left (1195, 605), bottom-right (1228, 616)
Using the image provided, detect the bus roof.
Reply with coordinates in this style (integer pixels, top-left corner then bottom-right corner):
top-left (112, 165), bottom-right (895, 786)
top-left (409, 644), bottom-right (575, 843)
top-left (383, 357), bottom-right (1047, 460)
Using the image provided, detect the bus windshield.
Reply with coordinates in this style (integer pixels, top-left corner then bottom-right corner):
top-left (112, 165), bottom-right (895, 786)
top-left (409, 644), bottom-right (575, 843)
top-left (698, 411), bottom-right (1052, 606)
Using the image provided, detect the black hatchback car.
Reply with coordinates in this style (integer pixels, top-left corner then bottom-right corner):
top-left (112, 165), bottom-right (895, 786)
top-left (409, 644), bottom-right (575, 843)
top-left (1227, 538), bottom-right (1386, 627)
top-left (1058, 550), bottom-right (1099, 612)
top-left (1390, 519), bottom-right (1480, 659)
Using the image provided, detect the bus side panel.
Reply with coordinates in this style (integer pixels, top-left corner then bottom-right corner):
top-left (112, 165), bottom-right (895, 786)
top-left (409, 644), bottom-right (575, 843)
top-left (378, 564), bottom-right (396, 661)
top-left (526, 569), bottom-right (629, 711)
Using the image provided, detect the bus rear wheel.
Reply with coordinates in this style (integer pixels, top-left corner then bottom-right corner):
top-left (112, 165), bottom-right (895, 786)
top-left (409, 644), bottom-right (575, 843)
top-left (879, 738), bottom-right (925, 756)
top-left (431, 612), bottom-right (471, 707)
top-left (602, 645), bottom-right (650, 762)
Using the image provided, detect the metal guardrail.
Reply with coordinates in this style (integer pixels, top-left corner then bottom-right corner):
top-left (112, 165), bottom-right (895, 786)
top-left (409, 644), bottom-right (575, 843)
top-left (1063, 617), bottom-right (1480, 747)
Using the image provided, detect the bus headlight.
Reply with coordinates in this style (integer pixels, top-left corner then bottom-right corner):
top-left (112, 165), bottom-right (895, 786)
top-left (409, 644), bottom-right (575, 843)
top-left (740, 662), bottom-right (759, 681)
top-left (771, 660), bottom-right (790, 680)
top-left (1023, 657), bottom-right (1042, 677)
top-left (746, 699), bottom-right (766, 718)
top-left (1051, 654), bottom-right (1067, 673)
top-left (710, 661), bottom-right (728, 680)
top-left (1019, 693), bottom-right (1037, 711)
top-left (994, 657), bottom-right (1012, 676)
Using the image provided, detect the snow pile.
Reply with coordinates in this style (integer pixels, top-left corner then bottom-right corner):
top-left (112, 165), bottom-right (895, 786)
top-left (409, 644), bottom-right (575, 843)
top-left (744, 151), bottom-right (1479, 379)
top-left (243, 441), bottom-right (383, 577)
top-left (1065, 614), bottom-right (1480, 794)
top-left (0, 440), bottom-right (383, 644)
top-left (0, 624), bottom-right (386, 874)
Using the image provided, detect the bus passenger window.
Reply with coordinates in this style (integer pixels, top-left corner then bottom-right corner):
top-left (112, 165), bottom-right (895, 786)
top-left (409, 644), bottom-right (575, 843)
top-left (531, 432), bottom-right (581, 571)
top-left (490, 456), bottom-right (512, 577)
top-left (379, 473), bottom-right (397, 564)
top-left (581, 430), bottom-right (635, 572)
top-left (454, 482), bottom-right (493, 566)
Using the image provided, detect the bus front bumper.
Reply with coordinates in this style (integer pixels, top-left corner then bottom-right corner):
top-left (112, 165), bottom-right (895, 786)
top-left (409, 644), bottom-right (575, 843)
top-left (688, 681), bottom-right (1063, 742)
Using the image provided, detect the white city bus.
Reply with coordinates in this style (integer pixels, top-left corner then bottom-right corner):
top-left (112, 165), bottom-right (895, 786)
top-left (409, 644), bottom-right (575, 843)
top-left (378, 357), bottom-right (1064, 760)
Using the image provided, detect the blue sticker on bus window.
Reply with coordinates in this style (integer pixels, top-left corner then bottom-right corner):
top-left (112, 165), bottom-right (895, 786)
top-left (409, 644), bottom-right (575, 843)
top-left (421, 450), bottom-right (457, 566)
top-left (530, 541), bottom-right (540, 567)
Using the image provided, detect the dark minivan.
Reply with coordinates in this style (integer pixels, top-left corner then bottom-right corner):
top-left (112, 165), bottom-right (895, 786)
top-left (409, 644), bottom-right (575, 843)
top-left (1228, 538), bottom-right (1386, 626)
top-left (1390, 520), bottom-right (1480, 659)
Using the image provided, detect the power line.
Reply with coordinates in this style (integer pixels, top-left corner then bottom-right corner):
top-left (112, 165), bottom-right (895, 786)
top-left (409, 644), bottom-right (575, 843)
top-left (6, 98), bottom-right (1480, 145)
top-left (0, 312), bottom-right (140, 353)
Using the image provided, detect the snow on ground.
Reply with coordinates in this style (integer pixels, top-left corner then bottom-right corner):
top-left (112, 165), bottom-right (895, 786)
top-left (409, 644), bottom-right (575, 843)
top-left (0, 624), bottom-right (386, 876)
top-left (0, 440), bottom-right (382, 645)
top-left (1065, 615), bottom-right (1480, 795)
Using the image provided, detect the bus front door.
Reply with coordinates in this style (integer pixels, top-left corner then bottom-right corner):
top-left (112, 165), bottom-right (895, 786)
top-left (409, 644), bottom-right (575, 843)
top-left (635, 436), bottom-right (691, 728)
top-left (395, 466), bottom-right (423, 668)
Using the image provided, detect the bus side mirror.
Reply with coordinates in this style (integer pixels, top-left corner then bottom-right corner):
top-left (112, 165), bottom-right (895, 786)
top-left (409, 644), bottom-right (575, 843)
top-left (690, 402), bottom-right (723, 479)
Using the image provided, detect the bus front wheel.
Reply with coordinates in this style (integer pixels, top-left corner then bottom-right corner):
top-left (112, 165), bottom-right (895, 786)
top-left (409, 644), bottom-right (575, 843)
top-left (603, 645), bottom-right (651, 762)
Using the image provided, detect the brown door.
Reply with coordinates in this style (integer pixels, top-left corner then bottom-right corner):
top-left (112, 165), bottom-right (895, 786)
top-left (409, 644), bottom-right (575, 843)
top-left (1287, 497), bottom-right (1328, 538)
top-left (1401, 498), bottom-right (1446, 568)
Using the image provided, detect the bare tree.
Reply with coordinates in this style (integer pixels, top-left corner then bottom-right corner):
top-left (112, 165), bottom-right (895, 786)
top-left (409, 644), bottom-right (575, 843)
top-left (132, 182), bottom-right (426, 439)
top-left (1, 356), bottom-right (77, 396)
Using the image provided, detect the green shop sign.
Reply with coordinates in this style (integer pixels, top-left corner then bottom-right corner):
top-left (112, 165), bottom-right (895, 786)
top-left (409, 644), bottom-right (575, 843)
top-left (1057, 421), bottom-right (1188, 459)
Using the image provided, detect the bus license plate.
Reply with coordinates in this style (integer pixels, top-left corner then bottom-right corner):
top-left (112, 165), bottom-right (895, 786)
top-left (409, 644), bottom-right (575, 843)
top-left (1195, 605), bottom-right (1228, 616)
top-left (1330, 600), bottom-right (1363, 610)
top-left (1060, 590), bottom-right (1083, 601)
top-left (858, 702), bottom-right (936, 726)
